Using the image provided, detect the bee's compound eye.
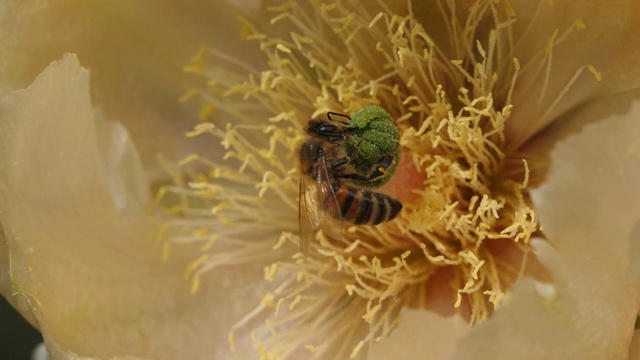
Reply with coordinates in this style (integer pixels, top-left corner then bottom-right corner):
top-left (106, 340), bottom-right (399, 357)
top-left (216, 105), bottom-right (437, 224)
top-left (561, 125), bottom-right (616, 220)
top-left (316, 123), bottom-right (341, 135)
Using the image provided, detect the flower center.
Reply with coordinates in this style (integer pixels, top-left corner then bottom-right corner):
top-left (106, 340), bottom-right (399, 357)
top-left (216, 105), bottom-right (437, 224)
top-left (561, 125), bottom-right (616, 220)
top-left (158, 1), bottom-right (598, 357)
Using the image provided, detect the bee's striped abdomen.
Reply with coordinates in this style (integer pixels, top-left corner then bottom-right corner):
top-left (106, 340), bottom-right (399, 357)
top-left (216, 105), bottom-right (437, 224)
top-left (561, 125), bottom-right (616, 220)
top-left (333, 184), bottom-right (402, 225)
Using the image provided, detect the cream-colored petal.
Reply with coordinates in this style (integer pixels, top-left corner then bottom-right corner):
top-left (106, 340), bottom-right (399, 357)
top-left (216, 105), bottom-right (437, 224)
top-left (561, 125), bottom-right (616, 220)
top-left (372, 310), bottom-right (469, 360)
top-left (505, 0), bottom-right (640, 150)
top-left (518, 88), bottom-right (640, 164)
top-left (0, 0), bottom-right (262, 181)
top-left (0, 55), bottom-right (262, 359)
top-left (452, 101), bottom-right (640, 359)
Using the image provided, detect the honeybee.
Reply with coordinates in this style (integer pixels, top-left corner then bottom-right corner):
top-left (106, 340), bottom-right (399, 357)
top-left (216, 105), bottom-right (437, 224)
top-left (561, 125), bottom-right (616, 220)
top-left (298, 106), bottom-right (403, 255)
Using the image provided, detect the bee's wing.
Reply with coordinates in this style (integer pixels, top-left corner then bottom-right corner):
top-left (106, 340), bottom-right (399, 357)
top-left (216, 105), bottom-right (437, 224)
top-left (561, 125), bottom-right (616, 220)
top-left (316, 156), bottom-right (344, 241)
top-left (299, 175), bottom-right (321, 256)
top-left (298, 156), bottom-right (344, 256)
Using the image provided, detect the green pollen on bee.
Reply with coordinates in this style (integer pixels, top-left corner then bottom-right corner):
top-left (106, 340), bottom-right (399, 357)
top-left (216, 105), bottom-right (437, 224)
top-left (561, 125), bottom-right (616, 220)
top-left (346, 105), bottom-right (401, 188)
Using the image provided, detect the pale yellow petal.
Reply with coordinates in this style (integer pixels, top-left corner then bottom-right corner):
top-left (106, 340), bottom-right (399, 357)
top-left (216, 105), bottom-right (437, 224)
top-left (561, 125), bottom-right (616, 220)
top-left (519, 88), bottom-right (640, 164)
top-left (372, 310), bottom-right (469, 360)
top-left (628, 220), bottom-right (640, 287)
top-left (453, 101), bottom-right (640, 359)
top-left (0, 0), bottom-right (261, 181)
top-left (93, 115), bottom-right (151, 214)
top-left (632, 330), bottom-right (640, 360)
top-left (0, 55), bottom-right (261, 359)
top-left (505, 0), bottom-right (640, 150)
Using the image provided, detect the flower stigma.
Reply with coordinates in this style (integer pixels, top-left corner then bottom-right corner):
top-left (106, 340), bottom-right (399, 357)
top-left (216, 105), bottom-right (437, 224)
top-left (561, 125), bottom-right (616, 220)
top-left (157, 1), bottom-right (600, 358)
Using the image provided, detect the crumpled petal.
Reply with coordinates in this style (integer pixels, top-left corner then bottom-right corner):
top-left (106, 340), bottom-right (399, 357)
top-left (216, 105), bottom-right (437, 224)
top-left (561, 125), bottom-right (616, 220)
top-left (0, 55), bottom-right (262, 359)
top-left (93, 113), bottom-right (150, 214)
top-left (451, 101), bottom-right (640, 359)
top-left (505, 0), bottom-right (640, 150)
top-left (0, 0), bottom-right (262, 181)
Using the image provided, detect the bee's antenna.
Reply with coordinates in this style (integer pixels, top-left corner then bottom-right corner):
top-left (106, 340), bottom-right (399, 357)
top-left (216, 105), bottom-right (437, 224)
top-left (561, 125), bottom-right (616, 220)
top-left (327, 111), bottom-right (351, 123)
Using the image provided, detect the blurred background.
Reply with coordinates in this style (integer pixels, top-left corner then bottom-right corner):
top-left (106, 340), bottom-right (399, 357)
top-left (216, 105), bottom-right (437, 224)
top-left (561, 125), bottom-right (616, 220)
top-left (0, 296), bottom-right (43, 360)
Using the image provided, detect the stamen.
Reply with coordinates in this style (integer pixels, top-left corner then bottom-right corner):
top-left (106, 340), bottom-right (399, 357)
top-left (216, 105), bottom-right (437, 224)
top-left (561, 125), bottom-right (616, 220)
top-left (540, 64), bottom-right (602, 121)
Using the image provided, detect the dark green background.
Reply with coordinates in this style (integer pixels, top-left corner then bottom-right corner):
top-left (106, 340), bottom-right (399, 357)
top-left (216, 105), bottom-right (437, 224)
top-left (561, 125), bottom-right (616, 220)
top-left (0, 295), bottom-right (42, 360)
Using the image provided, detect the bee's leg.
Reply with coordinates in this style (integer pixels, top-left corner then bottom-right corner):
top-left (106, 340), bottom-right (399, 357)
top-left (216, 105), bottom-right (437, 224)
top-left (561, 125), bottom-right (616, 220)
top-left (331, 139), bottom-right (363, 170)
top-left (340, 168), bottom-right (385, 182)
top-left (339, 143), bottom-right (398, 181)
